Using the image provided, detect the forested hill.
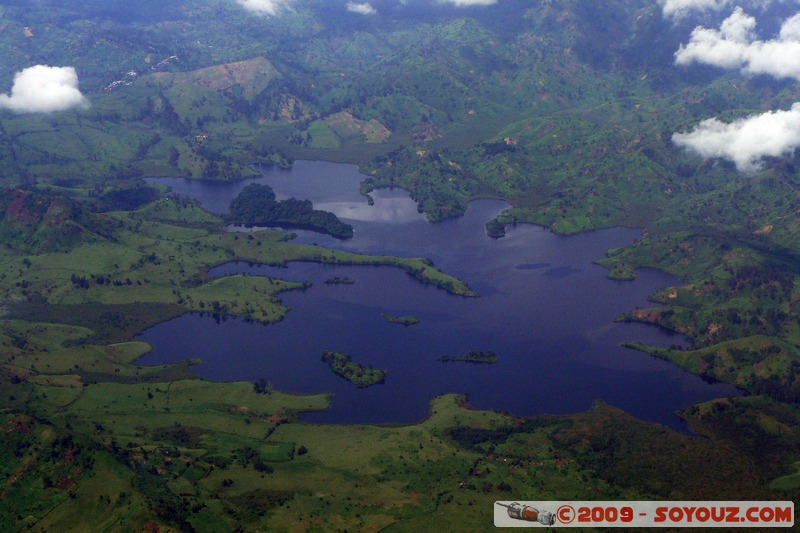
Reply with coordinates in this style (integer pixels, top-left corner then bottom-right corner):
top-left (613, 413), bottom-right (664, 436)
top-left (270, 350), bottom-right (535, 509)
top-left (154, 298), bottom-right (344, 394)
top-left (0, 1), bottom-right (796, 241)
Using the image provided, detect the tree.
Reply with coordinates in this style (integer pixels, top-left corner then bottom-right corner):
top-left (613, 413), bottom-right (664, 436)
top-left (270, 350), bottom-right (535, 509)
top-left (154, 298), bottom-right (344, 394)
top-left (253, 377), bottom-right (271, 395)
top-left (253, 377), bottom-right (267, 394)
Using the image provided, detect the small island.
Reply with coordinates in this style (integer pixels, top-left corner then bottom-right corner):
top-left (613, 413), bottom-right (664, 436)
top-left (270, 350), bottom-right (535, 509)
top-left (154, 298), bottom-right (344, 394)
top-left (436, 351), bottom-right (497, 364)
top-left (324, 277), bottom-right (355, 285)
top-left (381, 313), bottom-right (420, 326)
top-left (321, 351), bottom-right (387, 387)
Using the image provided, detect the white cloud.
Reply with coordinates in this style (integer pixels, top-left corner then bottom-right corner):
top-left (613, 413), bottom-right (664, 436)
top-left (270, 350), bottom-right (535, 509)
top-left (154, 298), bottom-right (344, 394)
top-left (0, 65), bottom-right (89, 114)
top-left (662, 0), bottom-right (732, 19)
top-left (673, 103), bottom-right (800, 171)
top-left (235, 0), bottom-right (293, 16)
top-left (718, 7), bottom-right (757, 42)
top-left (236, 0), bottom-right (495, 15)
top-left (675, 7), bottom-right (800, 80)
top-left (675, 7), bottom-right (755, 68)
top-left (662, 1), bottom-right (800, 19)
top-left (440, 0), bottom-right (497, 5)
top-left (347, 2), bottom-right (377, 15)
top-left (779, 12), bottom-right (800, 39)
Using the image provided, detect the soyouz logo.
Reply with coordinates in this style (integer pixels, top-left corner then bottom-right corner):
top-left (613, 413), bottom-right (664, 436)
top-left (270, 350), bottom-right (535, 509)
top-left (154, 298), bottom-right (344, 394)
top-left (495, 502), bottom-right (555, 525)
top-left (494, 501), bottom-right (794, 528)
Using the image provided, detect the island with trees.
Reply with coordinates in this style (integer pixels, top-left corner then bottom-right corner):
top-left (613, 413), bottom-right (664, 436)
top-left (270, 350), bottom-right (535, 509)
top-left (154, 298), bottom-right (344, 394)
top-left (324, 277), bottom-right (355, 285)
top-left (321, 351), bottom-right (387, 387)
top-left (436, 351), bottom-right (497, 364)
top-left (227, 183), bottom-right (354, 239)
top-left (381, 313), bottom-right (420, 326)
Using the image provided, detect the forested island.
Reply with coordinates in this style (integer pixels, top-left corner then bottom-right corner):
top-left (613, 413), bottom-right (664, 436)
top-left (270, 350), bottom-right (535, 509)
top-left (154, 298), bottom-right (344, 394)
top-left (324, 277), bottom-right (356, 285)
top-left (436, 351), bottom-right (497, 364)
top-left (321, 351), bottom-right (387, 388)
top-left (381, 313), bottom-right (420, 326)
top-left (227, 183), bottom-right (354, 239)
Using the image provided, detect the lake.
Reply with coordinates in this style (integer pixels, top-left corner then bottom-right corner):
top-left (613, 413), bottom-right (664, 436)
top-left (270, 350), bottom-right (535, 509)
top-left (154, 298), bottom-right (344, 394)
top-left (142, 161), bottom-right (739, 430)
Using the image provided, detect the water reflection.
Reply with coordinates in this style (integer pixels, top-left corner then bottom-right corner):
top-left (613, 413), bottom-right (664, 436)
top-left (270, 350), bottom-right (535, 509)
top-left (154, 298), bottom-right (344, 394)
top-left (315, 194), bottom-right (426, 224)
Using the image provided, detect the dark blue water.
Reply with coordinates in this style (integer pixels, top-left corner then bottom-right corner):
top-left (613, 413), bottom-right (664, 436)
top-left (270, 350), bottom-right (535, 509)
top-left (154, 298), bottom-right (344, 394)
top-left (142, 161), bottom-right (739, 430)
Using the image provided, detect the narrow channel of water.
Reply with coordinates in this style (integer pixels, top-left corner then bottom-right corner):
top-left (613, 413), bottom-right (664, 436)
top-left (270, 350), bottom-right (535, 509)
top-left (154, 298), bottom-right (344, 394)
top-left (142, 162), bottom-right (740, 430)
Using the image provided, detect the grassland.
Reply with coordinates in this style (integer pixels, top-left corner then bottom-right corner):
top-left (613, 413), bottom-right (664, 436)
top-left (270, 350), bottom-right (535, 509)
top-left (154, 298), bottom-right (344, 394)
top-left (0, 191), bottom-right (475, 328)
top-left (0, 187), bottom-right (490, 530)
top-left (596, 231), bottom-right (800, 404)
top-left (7, 376), bottom-right (800, 531)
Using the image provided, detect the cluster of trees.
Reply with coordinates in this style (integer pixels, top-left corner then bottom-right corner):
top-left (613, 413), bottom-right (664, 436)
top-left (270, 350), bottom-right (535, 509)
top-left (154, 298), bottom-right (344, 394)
top-left (448, 416), bottom-right (565, 452)
top-left (745, 361), bottom-right (800, 403)
top-left (96, 186), bottom-right (160, 212)
top-left (321, 351), bottom-right (386, 387)
top-left (725, 265), bottom-right (795, 299)
top-left (252, 377), bottom-right (272, 395)
top-left (227, 184), bottom-right (353, 239)
top-left (134, 134), bottom-right (162, 160)
top-left (288, 129), bottom-right (312, 146)
top-left (70, 274), bottom-right (90, 289)
top-left (69, 273), bottom-right (135, 289)
top-left (142, 94), bottom-right (190, 136)
top-left (233, 446), bottom-right (274, 473)
top-left (703, 266), bottom-right (797, 341)
top-left (436, 350), bottom-right (497, 364)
